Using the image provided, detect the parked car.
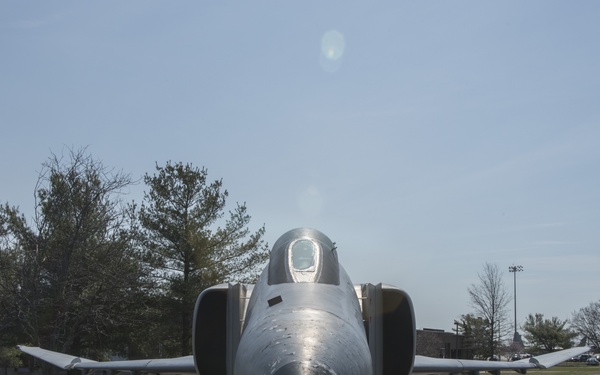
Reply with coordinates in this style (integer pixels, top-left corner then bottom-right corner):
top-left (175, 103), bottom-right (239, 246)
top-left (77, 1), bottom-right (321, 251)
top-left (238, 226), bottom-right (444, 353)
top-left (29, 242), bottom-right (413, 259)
top-left (510, 354), bottom-right (522, 361)
top-left (586, 357), bottom-right (599, 366)
top-left (579, 354), bottom-right (592, 362)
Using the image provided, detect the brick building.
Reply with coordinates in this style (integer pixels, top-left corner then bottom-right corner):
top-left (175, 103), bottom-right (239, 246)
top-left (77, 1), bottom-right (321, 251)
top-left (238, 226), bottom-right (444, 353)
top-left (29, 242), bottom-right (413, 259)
top-left (416, 328), bottom-right (473, 359)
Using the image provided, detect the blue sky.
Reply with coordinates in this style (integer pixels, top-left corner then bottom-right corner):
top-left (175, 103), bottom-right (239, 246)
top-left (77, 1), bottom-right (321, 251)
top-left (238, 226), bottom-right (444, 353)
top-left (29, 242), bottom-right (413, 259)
top-left (1, 1), bottom-right (599, 334)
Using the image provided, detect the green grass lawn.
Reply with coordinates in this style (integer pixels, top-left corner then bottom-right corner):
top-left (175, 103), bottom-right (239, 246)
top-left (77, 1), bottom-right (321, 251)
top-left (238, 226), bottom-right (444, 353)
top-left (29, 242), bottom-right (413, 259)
top-left (531, 363), bottom-right (600, 375)
top-left (425, 362), bottom-right (600, 375)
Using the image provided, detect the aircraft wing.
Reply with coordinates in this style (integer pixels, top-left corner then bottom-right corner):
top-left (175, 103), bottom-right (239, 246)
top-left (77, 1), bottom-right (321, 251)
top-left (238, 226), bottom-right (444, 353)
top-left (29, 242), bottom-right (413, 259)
top-left (412, 346), bottom-right (592, 373)
top-left (17, 345), bottom-right (197, 374)
top-left (20, 345), bottom-right (591, 375)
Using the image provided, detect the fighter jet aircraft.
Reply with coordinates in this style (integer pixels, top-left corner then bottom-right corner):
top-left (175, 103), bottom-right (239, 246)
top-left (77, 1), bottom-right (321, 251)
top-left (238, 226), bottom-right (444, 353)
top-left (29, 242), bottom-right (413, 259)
top-left (19, 228), bottom-right (590, 374)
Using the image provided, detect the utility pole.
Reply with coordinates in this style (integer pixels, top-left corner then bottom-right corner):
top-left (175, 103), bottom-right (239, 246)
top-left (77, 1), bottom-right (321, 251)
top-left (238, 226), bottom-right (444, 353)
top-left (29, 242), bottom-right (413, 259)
top-left (509, 265), bottom-right (524, 349)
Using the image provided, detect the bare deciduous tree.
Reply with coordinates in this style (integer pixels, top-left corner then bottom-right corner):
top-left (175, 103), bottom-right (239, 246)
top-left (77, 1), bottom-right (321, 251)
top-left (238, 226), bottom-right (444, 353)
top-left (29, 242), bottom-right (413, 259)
top-left (468, 262), bottom-right (511, 358)
top-left (571, 300), bottom-right (600, 349)
top-left (0, 148), bottom-right (149, 360)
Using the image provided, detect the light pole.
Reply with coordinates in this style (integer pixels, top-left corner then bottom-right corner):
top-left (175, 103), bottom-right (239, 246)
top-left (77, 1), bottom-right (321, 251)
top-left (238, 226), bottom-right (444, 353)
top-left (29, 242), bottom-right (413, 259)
top-left (454, 320), bottom-right (460, 359)
top-left (509, 265), bottom-right (523, 348)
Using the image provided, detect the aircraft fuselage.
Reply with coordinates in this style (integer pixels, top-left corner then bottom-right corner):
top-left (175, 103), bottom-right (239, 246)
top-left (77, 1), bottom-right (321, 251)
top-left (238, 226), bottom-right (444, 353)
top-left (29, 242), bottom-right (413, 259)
top-left (234, 266), bottom-right (373, 375)
top-left (193, 228), bottom-right (415, 375)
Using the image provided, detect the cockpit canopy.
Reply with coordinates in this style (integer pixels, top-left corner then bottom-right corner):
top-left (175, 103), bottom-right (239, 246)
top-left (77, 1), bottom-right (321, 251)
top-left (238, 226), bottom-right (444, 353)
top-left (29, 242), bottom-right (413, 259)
top-left (268, 228), bottom-right (340, 285)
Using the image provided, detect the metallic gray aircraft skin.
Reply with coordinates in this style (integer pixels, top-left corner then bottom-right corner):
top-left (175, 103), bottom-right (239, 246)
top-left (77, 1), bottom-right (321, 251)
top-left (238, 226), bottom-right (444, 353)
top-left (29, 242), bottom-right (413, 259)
top-left (18, 227), bottom-right (592, 375)
top-left (233, 229), bottom-right (372, 375)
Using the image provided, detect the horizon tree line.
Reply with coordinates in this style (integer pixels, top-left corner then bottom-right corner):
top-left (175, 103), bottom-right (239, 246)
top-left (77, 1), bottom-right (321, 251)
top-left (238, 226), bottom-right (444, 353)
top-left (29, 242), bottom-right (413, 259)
top-left (0, 148), bottom-right (269, 368)
top-left (454, 262), bottom-right (595, 359)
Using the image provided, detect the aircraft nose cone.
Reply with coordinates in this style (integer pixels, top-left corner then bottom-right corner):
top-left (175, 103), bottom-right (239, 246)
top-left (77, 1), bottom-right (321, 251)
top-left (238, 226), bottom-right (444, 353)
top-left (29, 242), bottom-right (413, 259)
top-left (273, 362), bottom-right (335, 375)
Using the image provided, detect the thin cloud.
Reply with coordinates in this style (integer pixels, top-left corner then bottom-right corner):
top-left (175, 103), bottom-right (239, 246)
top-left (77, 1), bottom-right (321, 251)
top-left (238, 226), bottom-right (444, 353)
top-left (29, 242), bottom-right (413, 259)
top-left (529, 240), bottom-right (579, 246)
top-left (3, 11), bottom-right (70, 30)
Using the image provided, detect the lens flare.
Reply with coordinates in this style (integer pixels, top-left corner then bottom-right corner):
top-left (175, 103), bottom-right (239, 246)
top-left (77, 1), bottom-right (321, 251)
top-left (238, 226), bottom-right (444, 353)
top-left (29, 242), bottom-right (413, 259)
top-left (321, 30), bottom-right (345, 60)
